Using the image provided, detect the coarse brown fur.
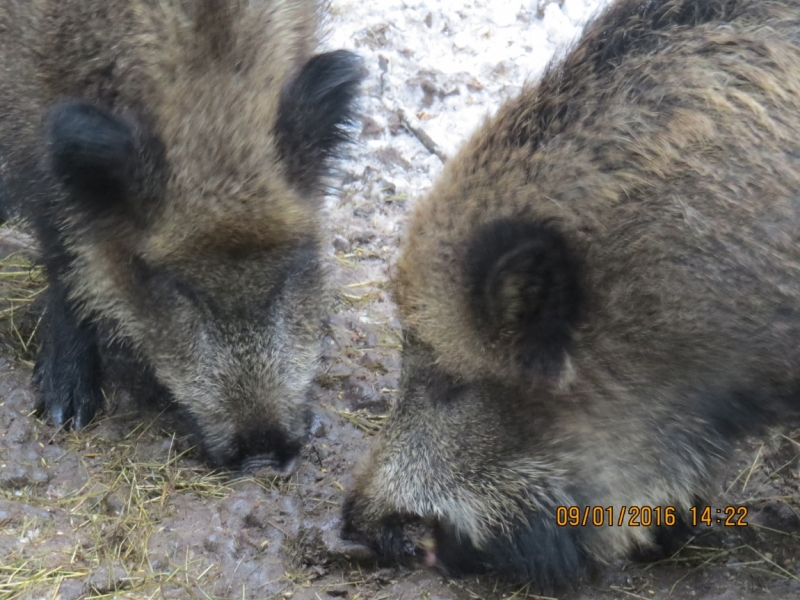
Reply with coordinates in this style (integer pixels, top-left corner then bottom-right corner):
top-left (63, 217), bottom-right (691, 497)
top-left (342, 0), bottom-right (800, 589)
top-left (0, 0), bottom-right (363, 469)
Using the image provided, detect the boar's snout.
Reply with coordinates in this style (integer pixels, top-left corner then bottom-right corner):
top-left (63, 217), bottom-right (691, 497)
top-left (193, 419), bottom-right (308, 473)
top-left (340, 491), bottom-right (421, 561)
top-left (341, 487), bottom-right (588, 590)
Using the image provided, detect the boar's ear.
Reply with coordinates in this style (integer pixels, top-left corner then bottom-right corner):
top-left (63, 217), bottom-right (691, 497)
top-left (466, 219), bottom-right (583, 378)
top-left (48, 100), bottom-right (165, 223)
top-left (275, 50), bottom-right (364, 193)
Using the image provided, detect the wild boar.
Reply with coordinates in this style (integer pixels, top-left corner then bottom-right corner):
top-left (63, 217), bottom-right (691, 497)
top-left (0, 0), bottom-right (363, 470)
top-left (342, 0), bottom-right (800, 588)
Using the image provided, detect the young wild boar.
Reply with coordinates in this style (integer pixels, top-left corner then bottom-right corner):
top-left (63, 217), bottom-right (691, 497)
top-left (0, 0), bottom-right (362, 470)
top-left (342, 0), bottom-right (800, 588)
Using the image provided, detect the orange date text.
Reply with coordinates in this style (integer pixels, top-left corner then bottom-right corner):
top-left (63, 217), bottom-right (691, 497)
top-left (555, 505), bottom-right (677, 527)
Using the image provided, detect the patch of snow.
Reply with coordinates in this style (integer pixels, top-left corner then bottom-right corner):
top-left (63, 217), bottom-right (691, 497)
top-left (321, 0), bottom-right (613, 267)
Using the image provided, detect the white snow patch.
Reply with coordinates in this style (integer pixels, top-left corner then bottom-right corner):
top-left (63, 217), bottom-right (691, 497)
top-left (321, 0), bottom-right (613, 265)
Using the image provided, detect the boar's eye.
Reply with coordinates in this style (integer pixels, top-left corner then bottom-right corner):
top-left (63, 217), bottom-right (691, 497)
top-left (427, 369), bottom-right (468, 405)
top-left (434, 381), bottom-right (468, 404)
top-left (131, 257), bottom-right (208, 311)
top-left (465, 218), bottom-right (583, 379)
top-left (400, 330), bottom-right (468, 403)
top-left (169, 276), bottom-right (204, 307)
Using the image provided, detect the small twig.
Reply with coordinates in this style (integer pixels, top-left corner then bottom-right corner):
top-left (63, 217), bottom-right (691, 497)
top-left (609, 587), bottom-right (651, 600)
top-left (267, 520), bottom-right (291, 537)
top-left (311, 444), bottom-right (324, 469)
top-left (397, 109), bottom-right (447, 162)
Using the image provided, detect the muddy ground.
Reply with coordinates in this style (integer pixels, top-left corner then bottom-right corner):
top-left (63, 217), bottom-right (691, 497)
top-left (1, 230), bottom-right (800, 600)
top-left (3, 0), bottom-right (800, 598)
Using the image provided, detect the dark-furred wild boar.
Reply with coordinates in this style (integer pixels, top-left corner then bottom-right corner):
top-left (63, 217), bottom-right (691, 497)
top-left (0, 0), bottom-right (363, 470)
top-left (342, 0), bottom-right (800, 588)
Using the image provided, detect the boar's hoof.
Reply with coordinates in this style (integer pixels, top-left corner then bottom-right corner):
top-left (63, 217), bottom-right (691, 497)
top-left (33, 285), bottom-right (103, 430)
top-left (33, 339), bottom-right (103, 431)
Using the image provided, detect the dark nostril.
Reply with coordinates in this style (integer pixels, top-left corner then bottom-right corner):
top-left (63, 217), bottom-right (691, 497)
top-left (240, 454), bottom-right (298, 475)
top-left (230, 426), bottom-right (304, 472)
top-left (240, 455), bottom-right (279, 473)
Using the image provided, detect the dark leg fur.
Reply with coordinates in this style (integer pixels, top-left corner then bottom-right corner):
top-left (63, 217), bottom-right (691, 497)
top-left (631, 505), bottom-right (698, 562)
top-left (433, 512), bottom-right (590, 593)
top-left (33, 280), bottom-right (103, 429)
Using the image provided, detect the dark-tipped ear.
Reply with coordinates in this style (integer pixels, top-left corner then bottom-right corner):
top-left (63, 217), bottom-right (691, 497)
top-left (275, 50), bottom-right (365, 192)
top-left (47, 100), bottom-right (165, 223)
top-left (49, 102), bottom-right (136, 201)
top-left (466, 219), bottom-right (583, 378)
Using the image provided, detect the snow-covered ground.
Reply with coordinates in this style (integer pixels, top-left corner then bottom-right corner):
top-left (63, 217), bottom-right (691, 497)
top-left (324, 0), bottom-right (610, 207)
top-left (316, 0), bottom-right (612, 310)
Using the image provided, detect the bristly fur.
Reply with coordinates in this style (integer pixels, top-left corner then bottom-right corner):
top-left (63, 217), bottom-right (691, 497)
top-left (0, 0), bottom-right (364, 469)
top-left (343, 0), bottom-right (800, 590)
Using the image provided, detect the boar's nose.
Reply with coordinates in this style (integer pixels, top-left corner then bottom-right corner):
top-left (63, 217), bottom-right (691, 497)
top-left (240, 453), bottom-right (298, 475)
top-left (340, 492), bottom-right (420, 559)
top-left (206, 426), bottom-right (304, 472)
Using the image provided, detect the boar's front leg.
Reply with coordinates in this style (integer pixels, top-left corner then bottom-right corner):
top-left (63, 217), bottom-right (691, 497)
top-left (33, 279), bottom-right (103, 429)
